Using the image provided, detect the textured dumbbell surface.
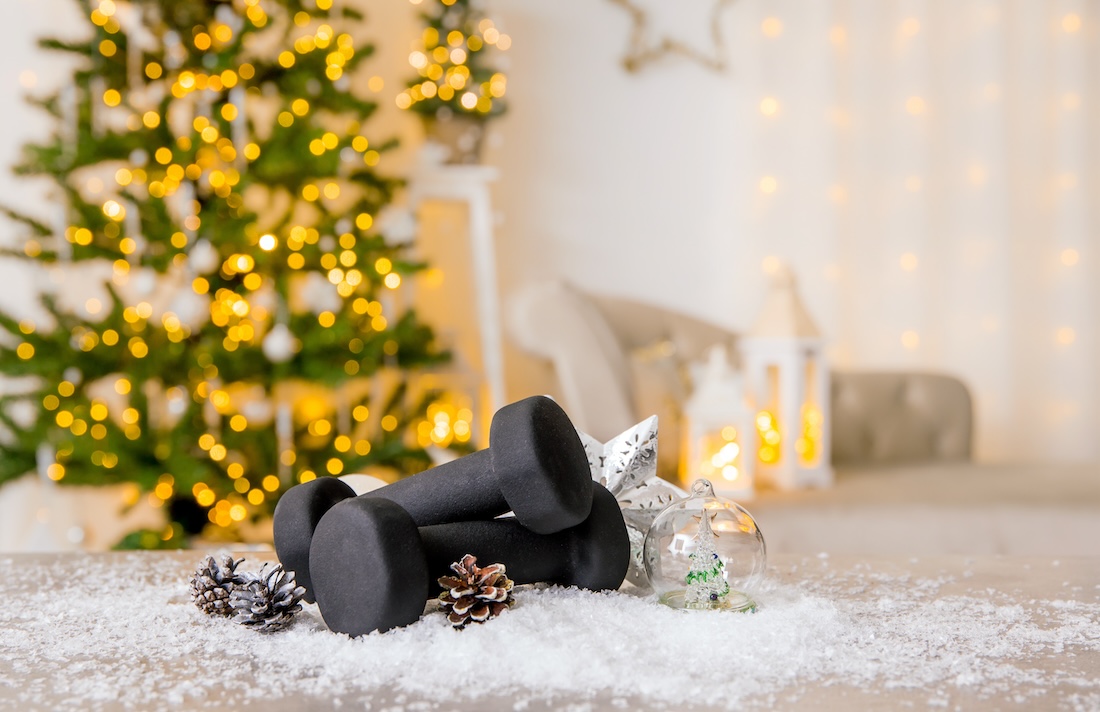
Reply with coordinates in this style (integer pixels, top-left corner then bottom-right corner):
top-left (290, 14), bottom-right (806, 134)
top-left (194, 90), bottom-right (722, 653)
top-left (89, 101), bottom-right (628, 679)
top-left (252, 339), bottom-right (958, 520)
top-left (369, 395), bottom-right (593, 532)
top-left (272, 476), bottom-right (356, 603)
top-left (310, 484), bottom-right (630, 636)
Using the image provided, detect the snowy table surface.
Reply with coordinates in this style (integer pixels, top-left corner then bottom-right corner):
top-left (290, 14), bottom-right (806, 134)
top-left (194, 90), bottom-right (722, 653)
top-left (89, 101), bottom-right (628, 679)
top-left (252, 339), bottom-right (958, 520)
top-left (1, 551), bottom-right (1098, 711)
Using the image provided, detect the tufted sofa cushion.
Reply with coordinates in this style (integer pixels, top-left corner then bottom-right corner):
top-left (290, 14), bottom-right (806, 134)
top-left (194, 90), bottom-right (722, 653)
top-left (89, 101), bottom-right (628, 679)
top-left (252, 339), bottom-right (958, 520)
top-left (830, 371), bottom-right (972, 466)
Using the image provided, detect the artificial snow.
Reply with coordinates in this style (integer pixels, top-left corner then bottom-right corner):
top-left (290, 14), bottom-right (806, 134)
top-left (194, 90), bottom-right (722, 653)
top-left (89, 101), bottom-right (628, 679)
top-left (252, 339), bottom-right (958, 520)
top-left (0, 553), bottom-right (1097, 710)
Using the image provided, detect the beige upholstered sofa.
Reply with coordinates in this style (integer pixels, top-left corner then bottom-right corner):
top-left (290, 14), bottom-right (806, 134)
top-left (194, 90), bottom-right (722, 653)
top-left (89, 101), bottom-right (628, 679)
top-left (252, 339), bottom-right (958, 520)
top-left (508, 282), bottom-right (1100, 557)
top-left (508, 282), bottom-right (973, 473)
top-left (508, 281), bottom-right (735, 476)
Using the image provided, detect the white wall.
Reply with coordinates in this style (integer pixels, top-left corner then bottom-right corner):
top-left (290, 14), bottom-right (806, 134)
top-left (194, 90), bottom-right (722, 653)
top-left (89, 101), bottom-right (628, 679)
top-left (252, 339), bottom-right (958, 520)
top-left (3, 0), bottom-right (1098, 463)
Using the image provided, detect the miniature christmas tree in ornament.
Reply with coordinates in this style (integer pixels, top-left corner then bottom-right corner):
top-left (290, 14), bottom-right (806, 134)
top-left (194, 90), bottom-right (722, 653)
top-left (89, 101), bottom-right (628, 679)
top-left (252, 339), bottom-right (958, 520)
top-left (644, 479), bottom-right (765, 613)
top-left (684, 511), bottom-right (731, 608)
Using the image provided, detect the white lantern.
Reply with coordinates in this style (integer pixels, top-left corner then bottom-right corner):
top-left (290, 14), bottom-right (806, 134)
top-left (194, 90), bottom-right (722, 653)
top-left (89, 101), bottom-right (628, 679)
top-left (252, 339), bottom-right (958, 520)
top-left (682, 345), bottom-right (755, 500)
top-left (740, 265), bottom-right (833, 490)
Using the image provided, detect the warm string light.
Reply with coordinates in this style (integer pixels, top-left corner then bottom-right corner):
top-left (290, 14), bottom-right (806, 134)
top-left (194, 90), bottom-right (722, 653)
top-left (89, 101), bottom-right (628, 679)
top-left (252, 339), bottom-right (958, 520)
top-left (44, 4), bottom-right (221, 522)
top-left (756, 411), bottom-right (781, 464)
top-left (697, 426), bottom-right (741, 483)
top-left (751, 15), bottom-right (1091, 459)
top-left (795, 404), bottom-right (823, 466)
top-left (823, 15), bottom-right (1084, 360)
top-left (84, 1), bottom-right (281, 289)
top-left (761, 17), bottom-right (783, 38)
top-left (416, 401), bottom-right (474, 448)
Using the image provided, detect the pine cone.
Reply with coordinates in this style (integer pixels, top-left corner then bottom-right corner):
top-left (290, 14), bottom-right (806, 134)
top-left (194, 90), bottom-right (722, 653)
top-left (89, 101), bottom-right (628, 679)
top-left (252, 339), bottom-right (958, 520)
top-left (229, 562), bottom-right (306, 632)
top-left (190, 554), bottom-right (245, 617)
top-left (437, 554), bottom-right (515, 629)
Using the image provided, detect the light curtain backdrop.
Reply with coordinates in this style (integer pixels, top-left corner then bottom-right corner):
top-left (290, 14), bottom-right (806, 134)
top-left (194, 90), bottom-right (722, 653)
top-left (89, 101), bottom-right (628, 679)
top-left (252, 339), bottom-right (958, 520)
top-left (2, 0), bottom-right (1097, 464)
top-left (792, 0), bottom-right (1099, 463)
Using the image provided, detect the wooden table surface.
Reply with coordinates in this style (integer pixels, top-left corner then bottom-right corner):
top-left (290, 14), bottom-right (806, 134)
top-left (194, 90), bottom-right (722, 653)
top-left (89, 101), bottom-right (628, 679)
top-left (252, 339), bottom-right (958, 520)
top-left (0, 551), bottom-right (1097, 711)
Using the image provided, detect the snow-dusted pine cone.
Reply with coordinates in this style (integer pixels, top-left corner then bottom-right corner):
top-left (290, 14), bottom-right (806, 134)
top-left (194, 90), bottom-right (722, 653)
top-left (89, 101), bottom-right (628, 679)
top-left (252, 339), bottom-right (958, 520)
top-left (437, 554), bottom-right (515, 629)
top-left (229, 562), bottom-right (306, 632)
top-left (190, 554), bottom-right (245, 617)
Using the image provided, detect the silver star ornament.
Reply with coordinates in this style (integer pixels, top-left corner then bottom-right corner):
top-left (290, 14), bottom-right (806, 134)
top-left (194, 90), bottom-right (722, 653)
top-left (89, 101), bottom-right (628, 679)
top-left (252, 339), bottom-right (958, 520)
top-left (578, 416), bottom-right (687, 587)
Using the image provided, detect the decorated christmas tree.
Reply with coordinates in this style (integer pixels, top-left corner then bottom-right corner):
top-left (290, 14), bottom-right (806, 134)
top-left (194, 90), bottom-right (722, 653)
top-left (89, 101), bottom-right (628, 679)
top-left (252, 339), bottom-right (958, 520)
top-left (684, 510), bottom-right (730, 607)
top-left (0, 0), bottom-right (449, 547)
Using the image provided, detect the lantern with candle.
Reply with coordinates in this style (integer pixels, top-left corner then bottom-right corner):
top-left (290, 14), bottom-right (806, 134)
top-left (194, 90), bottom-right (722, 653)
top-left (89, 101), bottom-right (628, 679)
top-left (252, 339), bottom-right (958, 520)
top-left (740, 264), bottom-right (833, 490)
top-left (682, 345), bottom-right (755, 500)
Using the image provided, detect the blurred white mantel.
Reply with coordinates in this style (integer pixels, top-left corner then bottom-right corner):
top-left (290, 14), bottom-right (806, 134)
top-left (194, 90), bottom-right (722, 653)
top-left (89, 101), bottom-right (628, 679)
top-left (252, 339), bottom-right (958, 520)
top-left (407, 146), bottom-right (506, 432)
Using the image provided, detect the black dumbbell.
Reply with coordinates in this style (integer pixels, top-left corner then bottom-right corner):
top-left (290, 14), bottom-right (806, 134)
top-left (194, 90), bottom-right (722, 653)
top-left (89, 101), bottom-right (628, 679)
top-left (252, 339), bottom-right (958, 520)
top-left (272, 477), bottom-right (352, 602)
top-left (309, 483), bottom-right (629, 636)
top-left (274, 396), bottom-right (593, 601)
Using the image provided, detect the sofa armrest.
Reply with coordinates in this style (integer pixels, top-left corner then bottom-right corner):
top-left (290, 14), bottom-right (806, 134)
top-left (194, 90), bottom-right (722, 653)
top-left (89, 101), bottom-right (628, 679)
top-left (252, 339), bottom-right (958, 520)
top-left (831, 371), bottom-right (973, 466)
top-left (506, 281), bottom-right (637, 440)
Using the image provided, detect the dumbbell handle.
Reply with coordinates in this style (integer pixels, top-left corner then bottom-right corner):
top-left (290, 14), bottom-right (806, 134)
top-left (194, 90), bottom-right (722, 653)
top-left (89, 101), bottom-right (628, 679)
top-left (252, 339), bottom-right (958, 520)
top-left (371, 449), bottom-right (507, 525)
top-left (363, 396), bottom-right (592, 534)
top-left (422, 519), bottom-right (567, 587)
top-left (420, 483), bottom-right (628, 592)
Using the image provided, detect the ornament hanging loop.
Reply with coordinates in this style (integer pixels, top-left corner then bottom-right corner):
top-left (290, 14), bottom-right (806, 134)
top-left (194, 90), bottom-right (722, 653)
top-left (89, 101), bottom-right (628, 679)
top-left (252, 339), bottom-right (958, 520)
top-left (691, 479), bottom-right (715, 498)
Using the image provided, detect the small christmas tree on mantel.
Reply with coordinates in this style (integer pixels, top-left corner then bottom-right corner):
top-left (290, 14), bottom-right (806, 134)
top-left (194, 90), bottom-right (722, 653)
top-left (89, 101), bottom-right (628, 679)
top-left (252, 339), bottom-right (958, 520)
top-left (0, 0), bottom-right (449, 548)
top-left (396, 0), bottom-right (510, 163)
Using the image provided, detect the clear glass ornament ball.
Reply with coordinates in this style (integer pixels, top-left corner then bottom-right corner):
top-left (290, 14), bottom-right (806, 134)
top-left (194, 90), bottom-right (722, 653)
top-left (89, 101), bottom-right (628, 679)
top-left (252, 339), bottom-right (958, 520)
top-left (643, 479), bottom-right (767, 612)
